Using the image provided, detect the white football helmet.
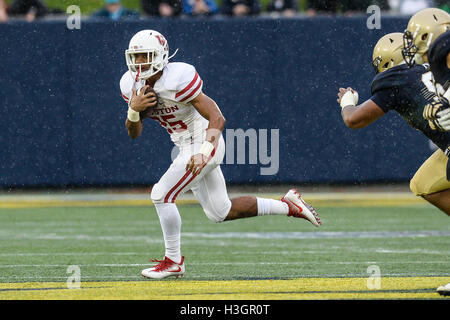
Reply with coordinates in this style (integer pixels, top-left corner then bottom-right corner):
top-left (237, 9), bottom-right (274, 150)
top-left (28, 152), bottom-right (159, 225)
top-left (125, 30), bottom-right (177, 80)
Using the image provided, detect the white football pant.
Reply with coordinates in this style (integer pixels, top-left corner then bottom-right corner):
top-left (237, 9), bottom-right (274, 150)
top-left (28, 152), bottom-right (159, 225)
top-left (151, 135), bottom-right (232, 222)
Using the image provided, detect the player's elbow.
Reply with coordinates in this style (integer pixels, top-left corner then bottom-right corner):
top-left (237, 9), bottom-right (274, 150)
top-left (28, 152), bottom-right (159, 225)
top-left (344, 118), bottom-right (363, 129)
top-left (343, 114), bottom-right (365, 129)
top-left (219, 114), bottom-right (226, 129)
top-left (212, 114), bottom-right (226, 131)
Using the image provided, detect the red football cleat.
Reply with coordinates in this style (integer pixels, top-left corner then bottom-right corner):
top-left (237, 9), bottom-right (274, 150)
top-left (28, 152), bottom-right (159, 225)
top-left (141, 256), bottom-right (185, 279)
top-left (281, 189), bottom-right (322, 227)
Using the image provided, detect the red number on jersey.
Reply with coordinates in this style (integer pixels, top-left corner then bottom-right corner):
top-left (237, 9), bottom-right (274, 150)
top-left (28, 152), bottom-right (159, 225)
top-left (161, 115), bottom-right (187, 132)
top-left (150, 115), bottom-right (187, 134)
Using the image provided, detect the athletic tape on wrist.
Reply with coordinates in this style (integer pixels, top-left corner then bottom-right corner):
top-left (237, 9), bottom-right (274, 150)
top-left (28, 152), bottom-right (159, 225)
top-left (199, 141), bottom-right (214, 157)
top-left (340, 91), bottom-right (358, 108)
top-left (127, 107), bottom-right (140, 122)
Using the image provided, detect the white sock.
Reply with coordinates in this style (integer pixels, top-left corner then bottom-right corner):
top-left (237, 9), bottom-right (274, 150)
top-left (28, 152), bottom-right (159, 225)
top-left (256, 197), bottom-right (289, 216)
top-left (154, 203), bottom-right (182, 264)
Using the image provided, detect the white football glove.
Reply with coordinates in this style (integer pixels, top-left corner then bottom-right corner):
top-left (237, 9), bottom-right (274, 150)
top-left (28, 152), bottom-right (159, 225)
top-left (436, 108), bottom-right (450, 131)
top-left (340, 90), bottom-right (359, 109)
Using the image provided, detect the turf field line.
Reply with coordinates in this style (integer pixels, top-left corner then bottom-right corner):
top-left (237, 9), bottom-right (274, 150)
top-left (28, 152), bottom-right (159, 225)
top-left (0, 252), bottom-right (145, 256)
top-left (0, 277), bottom-right (448, 300)
top-left (2, 248), bottom-right (447, 256)
top-left (0, 192), bottom-right (428, 208)
top-left (0, 234), bottom-right (164, 242)
top-left (1, 273), bottom-right (449, 281)
top-left (169, 288), bottom-right (438, 296)
top-left (1, 230), bottom-right (449, 241)
top-left (1, 261), bottom-right (448, 268)
top-left (0, 276), bottom-right (135, 280)
top-left (0, 286), bottom-right (107, 292)
top-left (182, 231), bottom-right (450, 239)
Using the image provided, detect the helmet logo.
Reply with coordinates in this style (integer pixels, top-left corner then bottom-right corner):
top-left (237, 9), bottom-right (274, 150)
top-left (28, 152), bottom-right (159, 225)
top-left (155, 34), bottom-right (166, 47)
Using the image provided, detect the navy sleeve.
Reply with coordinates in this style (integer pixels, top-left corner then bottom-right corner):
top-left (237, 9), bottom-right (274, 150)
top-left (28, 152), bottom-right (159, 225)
top-left (370, 88), bottom-right (397, 113)
top-left (447, 157), bottom-right (450, 182)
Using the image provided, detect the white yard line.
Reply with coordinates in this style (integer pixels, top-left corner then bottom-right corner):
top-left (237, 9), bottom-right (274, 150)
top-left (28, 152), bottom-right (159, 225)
top-left (1, 248), bottom-right (448, 256)
top-left (0, 231), bottom-right (448, 241)
top-left (0, 261), bottom-right (448, 268)
top-left (182, 231), bottom-right (450, 239)
top-left (1, 273), bottom-right (449, 281)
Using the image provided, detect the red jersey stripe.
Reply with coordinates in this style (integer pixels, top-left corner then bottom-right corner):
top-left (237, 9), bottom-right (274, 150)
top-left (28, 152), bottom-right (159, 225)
top-left (175, 72), bottom-right (199, 99)
top-left (179, 79), bottom-right (203, 102)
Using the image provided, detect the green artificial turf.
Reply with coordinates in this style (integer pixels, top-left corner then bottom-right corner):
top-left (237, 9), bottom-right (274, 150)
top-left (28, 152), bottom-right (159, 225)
top-left (0, 204), bottom-right (448, 282)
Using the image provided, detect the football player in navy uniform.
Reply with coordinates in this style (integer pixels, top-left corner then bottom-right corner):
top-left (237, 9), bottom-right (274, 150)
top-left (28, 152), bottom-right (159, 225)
top-left (423, 29), bottom-right (450, 298)
top-left (428, 30), bottom-right (450, 103)
top-left (337, 7), bottom-right (450, 298)
top-left (337, 31), bottom-right (450, 216)
top-left (423, 30), bottom-right (450, 133)
top-left (402, 8), bottom-right (450, 134)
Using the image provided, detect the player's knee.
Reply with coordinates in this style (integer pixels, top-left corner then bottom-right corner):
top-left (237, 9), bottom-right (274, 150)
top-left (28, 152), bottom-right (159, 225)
top-left (206, 211), bottom-right (226, 223)
top-left (203, 200), bottom-right (231, 223)
top-left (150, 183), bottom-right (167, 204)
top-left (203, 207), bottom-right (228, 223)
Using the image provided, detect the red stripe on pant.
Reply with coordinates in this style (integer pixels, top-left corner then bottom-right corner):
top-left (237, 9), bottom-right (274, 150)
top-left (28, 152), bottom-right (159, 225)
top-left (169, 173), bottom-right (199, 203)
top-left (163, 146), bottom-right (217, 203)
top-left (164, 170), bottom-right (192, 203)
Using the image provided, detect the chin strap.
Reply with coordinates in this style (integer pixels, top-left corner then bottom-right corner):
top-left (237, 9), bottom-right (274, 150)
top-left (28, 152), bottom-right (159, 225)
top-left (135, 68), bottom-right (140, 82)
top-left (168, 48), bottom-right (179, 61)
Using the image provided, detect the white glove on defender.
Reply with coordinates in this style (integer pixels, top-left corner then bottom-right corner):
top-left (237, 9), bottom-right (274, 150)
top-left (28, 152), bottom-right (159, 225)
top-left (436, 108), bottom-right (450, 131)
top-left (340, 90), bottom-right (359, 108)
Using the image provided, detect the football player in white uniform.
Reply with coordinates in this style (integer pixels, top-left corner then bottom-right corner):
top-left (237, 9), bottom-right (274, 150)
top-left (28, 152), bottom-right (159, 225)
top-left (120, 30), bottom-right (321, 280)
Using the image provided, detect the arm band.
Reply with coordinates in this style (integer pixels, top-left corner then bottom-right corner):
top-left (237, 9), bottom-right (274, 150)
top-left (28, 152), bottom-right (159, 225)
top-left (199, 141), bottom-right (214, 158)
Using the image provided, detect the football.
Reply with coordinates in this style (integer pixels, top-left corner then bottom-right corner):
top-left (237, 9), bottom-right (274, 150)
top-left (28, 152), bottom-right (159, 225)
top-left (145, 86), bottom-right (155, 95)
top-left (138, 86), bottom-right (155, 96)
top-left (139, 86), bottom-right (158, 119)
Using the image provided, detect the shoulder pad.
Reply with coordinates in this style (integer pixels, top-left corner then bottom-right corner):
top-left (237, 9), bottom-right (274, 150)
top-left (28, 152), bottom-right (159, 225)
top-left (162, 62), bottom-right (196, 91)
top-left (371, 64), bottom-right (426, 94)
top-left (119, 71), bottom-right (134, 103)
top-left (164, 62), bottom-right (203, 103)
top-left (428, 31), bottom-right (450, 87)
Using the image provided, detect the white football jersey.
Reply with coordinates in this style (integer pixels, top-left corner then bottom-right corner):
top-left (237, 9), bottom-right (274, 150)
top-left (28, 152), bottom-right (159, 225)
top-left (120, 62), bottom-right (208, 147)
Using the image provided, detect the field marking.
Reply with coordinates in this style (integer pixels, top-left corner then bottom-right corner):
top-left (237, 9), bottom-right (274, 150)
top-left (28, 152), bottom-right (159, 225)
top-left (183, 230), bottom-right (450, 239)
top-left (1, 273), bottom-right (449, 280)
top-left (0, 192), bottom-right (428, 209)
top-left (0, 277), bottom-right (448, 300)
top-left (0, 233), bottom-right (163, 242)
top-left (1, 247), bottom-right (447, 256)
top-left (2, 230), bottom-right (448, 242)
top-left (0, 261), bottom-right (448, 268)
top-left (0, 252), bottom-right (145, 256)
